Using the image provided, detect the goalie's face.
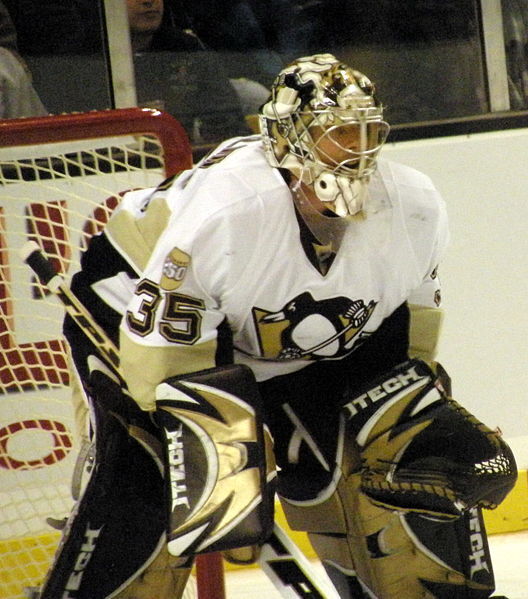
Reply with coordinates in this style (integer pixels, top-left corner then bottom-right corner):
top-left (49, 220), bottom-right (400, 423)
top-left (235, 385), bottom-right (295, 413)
top-left (294, 112), bottom-right (389, 219)
top-left (309, 117), bottom-right (389, 178)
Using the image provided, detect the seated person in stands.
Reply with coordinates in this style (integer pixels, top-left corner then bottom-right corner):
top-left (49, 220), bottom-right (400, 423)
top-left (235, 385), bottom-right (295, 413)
top-left (127, 0), bottom-right (251, 145)
top-left (0, 46), bottom-right (47, 118)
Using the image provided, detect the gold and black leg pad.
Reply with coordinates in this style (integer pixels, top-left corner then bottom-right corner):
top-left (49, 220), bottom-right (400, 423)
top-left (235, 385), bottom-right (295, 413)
top-left (114, 547), bottom-right (193, 599)
top-left (37, 364), bottom-right (184, 599)
top-left (155, 364), bottom-right (276, 557)
top-left (281, 451), bottom-right (500, 598)
top-left (278, 359), bottom-right (517, 598)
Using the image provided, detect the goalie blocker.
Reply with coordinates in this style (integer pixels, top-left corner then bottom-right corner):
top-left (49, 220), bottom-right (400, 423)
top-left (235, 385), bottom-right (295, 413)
top-left (155, 363), bottom-right (277, 556)
top-left (280, 359), bottom-right (517, 598)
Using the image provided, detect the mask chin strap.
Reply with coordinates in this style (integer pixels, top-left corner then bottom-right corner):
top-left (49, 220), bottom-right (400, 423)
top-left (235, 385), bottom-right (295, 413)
top-left (290, 178), bottom-right (351, 252)
top-left (313, 172), bottom-right (369, 217)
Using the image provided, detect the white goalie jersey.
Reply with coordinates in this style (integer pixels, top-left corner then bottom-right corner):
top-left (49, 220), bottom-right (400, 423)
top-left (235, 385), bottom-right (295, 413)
top-left (85, 136), bottom-right (448, 411)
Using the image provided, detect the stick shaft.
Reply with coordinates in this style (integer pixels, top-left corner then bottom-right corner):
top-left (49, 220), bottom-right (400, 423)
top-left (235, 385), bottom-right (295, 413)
top-left (21, 241), bottom-right (121, 373)
top-left (257, 523), bottom-right (339, 599)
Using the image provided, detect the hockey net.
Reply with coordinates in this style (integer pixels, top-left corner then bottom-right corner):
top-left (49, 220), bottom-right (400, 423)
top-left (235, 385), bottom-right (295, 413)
top-left (0, 108), bottom-right (223, 599)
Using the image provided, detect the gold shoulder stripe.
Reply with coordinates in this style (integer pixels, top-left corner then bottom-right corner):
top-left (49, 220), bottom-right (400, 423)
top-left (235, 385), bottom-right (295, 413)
top-left (107, 196), bottom-right (170, 271)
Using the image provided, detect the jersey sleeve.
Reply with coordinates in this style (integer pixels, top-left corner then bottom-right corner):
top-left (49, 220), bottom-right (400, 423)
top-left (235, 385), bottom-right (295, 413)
top-left (406, 173), bottom-right (450, 361)
top-left (118, 223), bottom-right (224, 410)
top-left (119, 277), bottom-right (227, 412)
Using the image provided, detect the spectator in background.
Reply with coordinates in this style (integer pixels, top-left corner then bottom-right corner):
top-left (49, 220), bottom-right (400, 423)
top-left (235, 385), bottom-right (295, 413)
top-left (1, 1), bottom-right (110, 114)
top-left (0, 47), bottom-right (47, 118)
top-left (126, 0), bottom-right (252, 145)
top-left (128, 0), bottom-right (203, 53)
top-left (129, 0), bottom-right (269, 118)
top-left (0, 0), bottom-right (47, 118)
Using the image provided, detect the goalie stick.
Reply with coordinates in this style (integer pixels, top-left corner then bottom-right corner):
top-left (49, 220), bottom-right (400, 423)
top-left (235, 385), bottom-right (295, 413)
top-left (20, 241), bottom-right (340, 599)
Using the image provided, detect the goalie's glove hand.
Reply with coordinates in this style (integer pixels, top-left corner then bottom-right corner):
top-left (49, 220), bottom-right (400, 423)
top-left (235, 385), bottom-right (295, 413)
top-left (342, 359), bottom-right (517, 518)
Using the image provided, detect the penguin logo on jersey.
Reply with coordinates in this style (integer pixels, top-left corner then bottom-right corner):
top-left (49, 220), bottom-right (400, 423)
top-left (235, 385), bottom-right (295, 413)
top-left (252, 292), bottom-right (376, 360)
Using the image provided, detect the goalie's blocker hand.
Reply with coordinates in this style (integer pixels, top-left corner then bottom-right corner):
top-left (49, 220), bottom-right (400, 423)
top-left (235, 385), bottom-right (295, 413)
top-left (342, 359), bottom-right (517, 517)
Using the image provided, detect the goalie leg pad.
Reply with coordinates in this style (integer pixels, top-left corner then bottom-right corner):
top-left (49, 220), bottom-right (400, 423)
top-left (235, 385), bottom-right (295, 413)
top-left (280, 452), bottom-right (498, 598)
top-left (275, 357), bottom-right (510, 598)
top-left (155, 363), bottom-right (276, 557)
top-left (306, 499), bottom-right (497, 598)
top-left (113, 547), bottom-right (193, 599)
top-left (342, 359), bottom-right (517, 517)
top-left (39, 369), bottom-right (172, 599)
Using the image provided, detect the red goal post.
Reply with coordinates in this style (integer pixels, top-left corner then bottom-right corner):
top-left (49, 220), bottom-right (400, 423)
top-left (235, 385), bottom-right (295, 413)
top-left (0, 108), bottom-right (224, 599)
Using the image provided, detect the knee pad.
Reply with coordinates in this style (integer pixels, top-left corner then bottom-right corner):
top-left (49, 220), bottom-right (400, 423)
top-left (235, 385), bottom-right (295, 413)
top-left (155, 363), bottom-right (276, 556)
